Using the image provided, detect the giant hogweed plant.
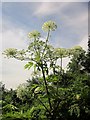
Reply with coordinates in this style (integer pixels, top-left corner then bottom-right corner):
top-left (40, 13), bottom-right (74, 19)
top-left (3, 20), bottom-right (86, 119)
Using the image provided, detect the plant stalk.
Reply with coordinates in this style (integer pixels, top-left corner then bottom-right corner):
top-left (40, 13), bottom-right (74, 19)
top-left (41, 65), bottom-right (52, 110)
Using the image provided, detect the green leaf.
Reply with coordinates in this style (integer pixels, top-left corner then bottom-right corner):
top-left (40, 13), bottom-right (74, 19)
top-left (24, 62), bottom-right (33, 70)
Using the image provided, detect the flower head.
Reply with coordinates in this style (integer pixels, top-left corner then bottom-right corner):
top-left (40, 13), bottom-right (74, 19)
top-left (42, 20), bottom-right (57, 32)
top-left (28, 30), bottom-right (41, 40)
top-left (55, 48), bottom-right (67, 58)
top-left (3, 48), bottom-right (17, 58)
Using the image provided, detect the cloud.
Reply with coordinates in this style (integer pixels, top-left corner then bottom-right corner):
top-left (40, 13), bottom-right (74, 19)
top-left (64, 9), bottom-right (88, 32)
top-left (2, 58), bottom-right (33, 89)
top-left (34, 2), bottom-right (70, 17)
top-left (36, 2), bottom-right (88, 29)
top-left (2, 26), bottom-right (28, 50)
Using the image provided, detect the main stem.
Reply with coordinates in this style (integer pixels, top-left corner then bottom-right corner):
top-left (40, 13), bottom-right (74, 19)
top-left (41, 29), bottom-right (52, 114)
top-left (41, 65), bottom-right (52, 110)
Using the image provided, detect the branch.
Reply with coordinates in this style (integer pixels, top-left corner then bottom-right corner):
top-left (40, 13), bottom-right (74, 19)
top-left (37, 97), bottom-right (51, 115)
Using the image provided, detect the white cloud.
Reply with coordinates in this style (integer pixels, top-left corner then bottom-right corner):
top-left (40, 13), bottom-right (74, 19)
top-left (34, 2), bottom-right (70, 17)
top-left (2, 58), bottom-right (33, 89)
top-left (2, 28), bottom-right (28, 50)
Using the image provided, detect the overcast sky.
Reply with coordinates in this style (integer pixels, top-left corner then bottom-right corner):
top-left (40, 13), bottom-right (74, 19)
top-left (0, 0), bottom-right (89, 89)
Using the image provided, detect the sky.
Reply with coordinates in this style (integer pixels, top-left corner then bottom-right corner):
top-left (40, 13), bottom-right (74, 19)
top-left (0, 0), bottom-right (89, 89)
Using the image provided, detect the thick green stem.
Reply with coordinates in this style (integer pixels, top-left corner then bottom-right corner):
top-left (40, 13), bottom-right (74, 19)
top-left (41, 65), bottom-right (52, 110)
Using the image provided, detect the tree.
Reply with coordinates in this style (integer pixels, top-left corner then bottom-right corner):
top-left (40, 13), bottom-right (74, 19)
top-left (67, 46), bottom-right (86, 73)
